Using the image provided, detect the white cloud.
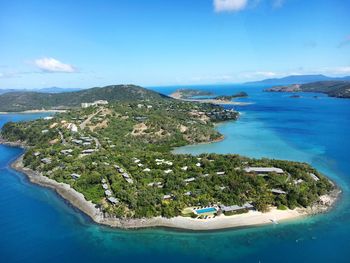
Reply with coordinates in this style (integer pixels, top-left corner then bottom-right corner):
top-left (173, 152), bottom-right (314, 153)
top-left (34, 57), bottom-right (76, 73)
top-left (326, 66), bottom-right (350, 75)
top-left (214, 0), bottom-right (248, 12)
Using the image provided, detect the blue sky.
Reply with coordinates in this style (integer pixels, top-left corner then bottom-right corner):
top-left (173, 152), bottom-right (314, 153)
top-left (0, 0), bottom-right (349, 89)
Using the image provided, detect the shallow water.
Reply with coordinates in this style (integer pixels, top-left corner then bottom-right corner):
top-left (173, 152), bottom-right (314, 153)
top-left (1, 87), bottom-right (350, 263)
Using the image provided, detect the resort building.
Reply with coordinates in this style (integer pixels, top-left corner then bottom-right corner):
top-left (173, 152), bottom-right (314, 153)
top-left (81, 149), bottom-right (95, 154)
top-left (271, 189), bottom-right (287, 194)
top-left (122, 173), bottom-right (133, 184)
top-left (105, 190), bottom-right (112, 196)
top-left (181, 166), bottom-right (188, 171)
top-left (70, 173), bottom-right (81, 180)
top-left (244, 167), bottom-right (284, 175)
top-left (81, 100), bottom-right (108, 108)
top-left (219, 203), bottom-right (254, 213)
top-left (107, 197), bottom-right (119, 204)
top-left (184, 177), bottom-right (196, 183)
top-left (163, 194), bottom-right (173, 200)
top-left (41, 158), bottom-right (52, 164)
top-left (309, 173), bottom-right (320, 181)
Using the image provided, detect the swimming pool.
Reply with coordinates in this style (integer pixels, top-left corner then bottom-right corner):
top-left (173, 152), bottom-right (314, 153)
top-left (195, 207), bottom-right (216, 214)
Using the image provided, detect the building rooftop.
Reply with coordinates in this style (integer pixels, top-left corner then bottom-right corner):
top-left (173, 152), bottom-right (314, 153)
top-left (244, 167), bottom-right (284, 174)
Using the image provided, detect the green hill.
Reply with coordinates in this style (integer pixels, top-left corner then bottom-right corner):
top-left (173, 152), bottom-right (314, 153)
top-left (0, 84), bottom-right (170, 112)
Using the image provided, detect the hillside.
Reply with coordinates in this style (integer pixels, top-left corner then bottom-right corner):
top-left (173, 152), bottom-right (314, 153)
top-left (245, 74), bottom-right (350, 86)
top-left (264, 81), bottom-right (350, 98)
top-left (0, 85), bottom-right (170, 112)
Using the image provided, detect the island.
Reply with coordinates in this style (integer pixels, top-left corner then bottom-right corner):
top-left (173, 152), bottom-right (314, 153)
top-left (170, 89), bottom-right (250, 106)
top-left (0, 85), bottom-right (338, 230)
top-left (264, 81), bottom-right (350, 99)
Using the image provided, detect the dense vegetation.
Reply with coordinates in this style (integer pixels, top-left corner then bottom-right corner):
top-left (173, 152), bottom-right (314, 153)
top-left (171, 89), bottom-right (213, 99)
top-left (0, 86), bottom-right (333, 219)
top-left (214, 92), bottom-right (248, 101)
top-left (265, 81), bottom-right (350, 98)
top-left (0, 84), bottom-right (169, 112)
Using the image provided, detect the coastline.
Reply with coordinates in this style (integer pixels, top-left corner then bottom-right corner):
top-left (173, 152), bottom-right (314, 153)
top-left (7, 151), bottom-right (340, 231)
top-left (0, 109), bottom-right (67, 114)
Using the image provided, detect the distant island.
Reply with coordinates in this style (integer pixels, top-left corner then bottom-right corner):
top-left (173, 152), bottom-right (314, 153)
top-left (245, 74), bottom-right (350, 86)
top-left (0, 85), bottom-right (338, 230)
top-left (170, 89), bottom-right (250, 106)
top-left (265, 81), bottom-right (350, 99)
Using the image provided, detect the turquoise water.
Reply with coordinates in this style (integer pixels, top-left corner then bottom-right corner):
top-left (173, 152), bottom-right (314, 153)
top-left (196, 207), bottom-right (216, 214)
top-left (1, 86), bottom-right (350, 262)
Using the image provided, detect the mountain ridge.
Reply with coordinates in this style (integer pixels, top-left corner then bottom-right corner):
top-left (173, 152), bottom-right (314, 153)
top-left (244, 74), bottom-right (350, 85)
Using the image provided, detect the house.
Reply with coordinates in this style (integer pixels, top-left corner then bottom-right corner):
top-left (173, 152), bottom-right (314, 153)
top-left (43, 116), bottom-right (54, 120)
top-left (244, 167), bottom-right (284, 175)
top-left (101, 179), bottom-right (107, 183)
top-left (122, 173), bottom-right (133, 184)
top-left (143, 168), bottom-right (151, 172)
top-left (72, 139), bottom-right (83, 145)
top-left (41, 158), bottom-right (52, 164)
top-left (107, 197), bottom-right (119, 204)
top-left (33, 152), bottom-right (41, 157)
top-left (102, 183), bottom-right (109, 190)
top-left (67, 123), bottom-right (78, 133)
top-left (164, 169), bottom-right (173, 174)
top-left (309, 173), bottom-right (320, 181)
top-left (196, 163), bottom-right (201, 167)
top-left (219, 203), bottom-right (254, 213)
top-left (61, 149), bottom-right (73, 155)
top-left (81, 149), bottom-right (95, 154)
top-left (216, 171), bottom-right (225, 176)
top-left (41, 129), bottom-right (49, 134)
top-left (148, 182), bottom-right (163, 188)
top-left (181, 166), bottom-right (188, 171)
top-left (184, 177), bottom-right (196, 183)
top-left (70, 173), bottom-right (81, 179)
top-left (105, 190), bottom-right (112, 196)
top-left (271, 189), bottom-right (287, 194)
top-left (81, 100), bottom-right (108, 108)
top-left (184, 191), bottom-right (192, 196)
top-left (163, 194), bottom-right (173, 200)
top-left (294, 179), bottom-right (304, 184)
top-left (83, 142), bottom-right (91, 146)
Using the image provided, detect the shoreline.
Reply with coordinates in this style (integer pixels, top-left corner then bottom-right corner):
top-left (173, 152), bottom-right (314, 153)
top-left (0, 109), bottom-right (67, 114)
top-left (7, 150), bottom-right (340, 231)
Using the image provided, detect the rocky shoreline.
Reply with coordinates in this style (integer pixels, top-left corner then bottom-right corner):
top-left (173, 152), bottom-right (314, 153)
top-left (6, 150), bottom-right (341, 231)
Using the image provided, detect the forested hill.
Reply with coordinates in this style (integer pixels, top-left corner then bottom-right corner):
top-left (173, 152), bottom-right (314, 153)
top-left (0, 85), bottom-right (170, 112)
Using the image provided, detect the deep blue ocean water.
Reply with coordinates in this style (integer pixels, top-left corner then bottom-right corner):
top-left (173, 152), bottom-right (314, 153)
top-left (1, 86), bottom-right (350, 263)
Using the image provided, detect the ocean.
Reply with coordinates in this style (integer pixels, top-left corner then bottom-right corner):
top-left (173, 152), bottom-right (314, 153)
top-left (1, 85), bottom-right (350, 262)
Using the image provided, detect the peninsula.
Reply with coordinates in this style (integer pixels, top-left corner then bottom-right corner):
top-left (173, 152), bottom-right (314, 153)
top-left (264, 81), bottom-right (350, 99)
top-left (0, 85), bottom-right (338, 230)
top-left (170, 89), bottom-right (250, 105)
